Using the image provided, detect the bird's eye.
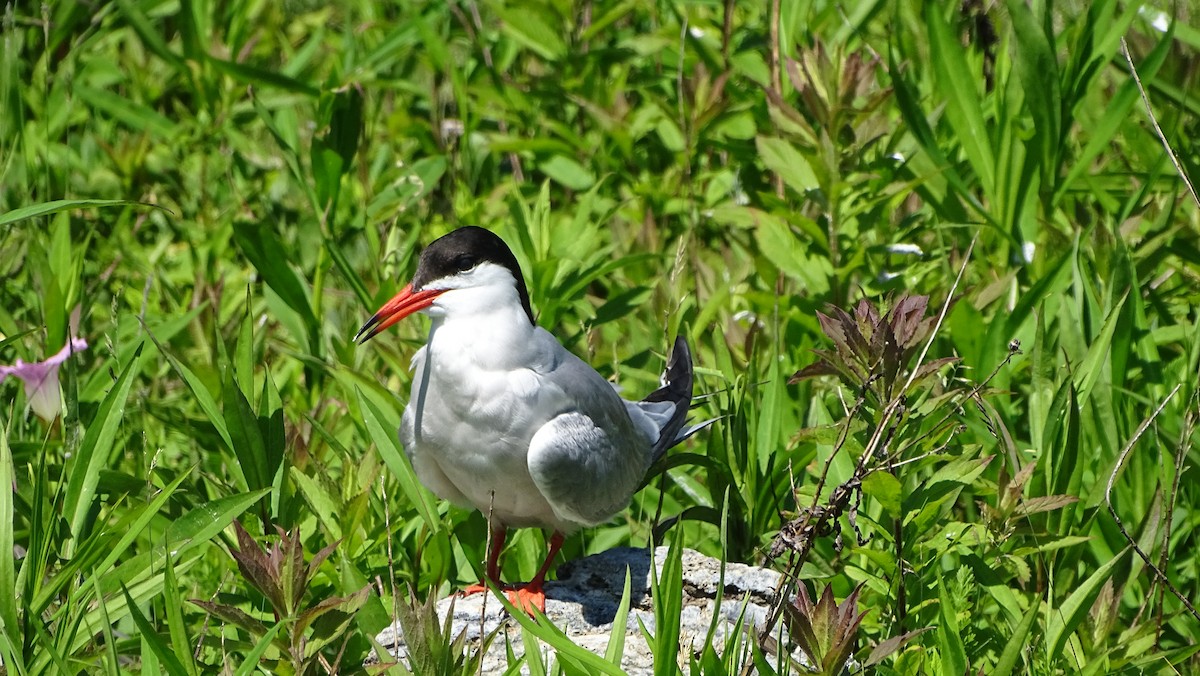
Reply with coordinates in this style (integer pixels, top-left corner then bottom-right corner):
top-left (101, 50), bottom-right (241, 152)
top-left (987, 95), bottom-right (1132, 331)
top-left (454, 255), bottom-right (476, 272)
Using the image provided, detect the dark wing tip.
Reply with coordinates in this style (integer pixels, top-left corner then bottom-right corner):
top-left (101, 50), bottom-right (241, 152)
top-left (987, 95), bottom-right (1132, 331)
top-left (644, 335), bottom-right (695, 461)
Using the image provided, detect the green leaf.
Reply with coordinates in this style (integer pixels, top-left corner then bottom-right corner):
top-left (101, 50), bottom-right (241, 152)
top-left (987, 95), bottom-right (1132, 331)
top-left (291, 468), bottom-right (343, 541)
top-left (862, 471), bottom-right (902, 519)
top-left (164, 489), bottom-right (272, 555)
top-left (121, 584), bottom-right (191, 676)
top-left (0, 420), bottom-right (18, 663)
top-left (651, 527), bottom-right (684, 676)
top-left (0, 199), bottom-right (164, 228)
top-left (753, 213), bottom-right (831, 294)
top-left (162, 546), bottom-right (200, 676)
top-left (755, 136), bottom-right (820, 193)
top-left (492, 5), bottom-right (567, 60)
top-left (490, 585), bottom-right (626, 675)
top-left (1045, 548), bottom-right (1131, 663)
top-left (64, 343), bottom-right (144, 542)
top-left (539, 154), bottom-right (596, 191)
top-left (75, 84), bottom-right (180, 138)
top-left (207, 57), bottom-right (319, 96)
top-left (994, 602), bottom-right (1038, 675)
top-left (234, 621), bottom-right (284, 676)
top-left (1006, 0), bottom-right (1061, 180)
top-left (604, 567), bottom-right (633, 665)
top-left (1072, 291), bottom-right (1127, 405)
top-left (92, 468), bottom-right (191, 583)
top-left (936, 574), bottom-right (967, 676)
top-left (356, 388), bottom-right (440, 531)
top-left (232, 223), bottom-right (319, 334)
top-left (153, 340), bottom-right (233, 451)
top-left (925, 3), bottom-right (995, 199)
top-left (224, 367), bottom-right (270, 495)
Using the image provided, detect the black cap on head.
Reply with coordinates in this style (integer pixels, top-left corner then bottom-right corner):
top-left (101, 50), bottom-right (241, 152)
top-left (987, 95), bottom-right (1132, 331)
top-left (411, 226), bottom-right (534, 324)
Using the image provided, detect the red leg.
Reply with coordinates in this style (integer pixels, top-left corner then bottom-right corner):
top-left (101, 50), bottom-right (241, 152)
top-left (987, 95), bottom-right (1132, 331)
top-left (462, 523), bottom-right (507, 595)
top-left (506, 531), bottom-right (565, 615)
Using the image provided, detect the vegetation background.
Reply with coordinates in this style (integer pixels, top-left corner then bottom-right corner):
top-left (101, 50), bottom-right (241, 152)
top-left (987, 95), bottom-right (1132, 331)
top-left (1, 0), bottom-right (1198, 673)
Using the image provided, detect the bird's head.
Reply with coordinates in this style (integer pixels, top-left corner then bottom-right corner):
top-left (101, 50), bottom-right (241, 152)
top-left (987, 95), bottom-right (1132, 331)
top-left (355, 226), bottom-right (534, 343)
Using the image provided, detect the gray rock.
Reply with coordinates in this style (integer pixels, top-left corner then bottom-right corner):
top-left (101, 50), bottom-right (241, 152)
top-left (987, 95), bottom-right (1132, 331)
top-left (367, 547), bottom-right (809, 674)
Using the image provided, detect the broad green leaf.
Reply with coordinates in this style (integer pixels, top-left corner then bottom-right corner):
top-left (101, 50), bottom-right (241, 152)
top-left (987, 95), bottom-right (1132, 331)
top-left (862, 471), bottom-right (902, 519)
top-left (224, 368), bottom-right (270, 496)
top-left (164, 489), bottom-right (272, 555)
top-left (753, 213), bottom-right (831, 294)
top-left (492, 5), bottom-right (567, 61)
top-left (539, 155), bottom-right (596, 191)
top-left (755, 136), bottom-right (820, 194)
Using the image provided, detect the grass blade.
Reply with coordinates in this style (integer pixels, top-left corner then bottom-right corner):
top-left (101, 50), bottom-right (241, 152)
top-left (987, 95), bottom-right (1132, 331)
top-left (63, 343), bottom-right (144, 542)
top-left (0, 417), bottom-right (19, 672)
top-left (1045, 548), bottom-right (1131, 664)
top-left (121, 583), bottom-right (190, 676)
top-left (356, 387), bottom-right (439, 531)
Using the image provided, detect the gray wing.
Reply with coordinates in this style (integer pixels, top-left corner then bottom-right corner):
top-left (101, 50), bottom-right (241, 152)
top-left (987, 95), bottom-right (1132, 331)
top-left (525, 349), bottom-right (653, 527)
top-left (526, 411), bottom-right (649, 526)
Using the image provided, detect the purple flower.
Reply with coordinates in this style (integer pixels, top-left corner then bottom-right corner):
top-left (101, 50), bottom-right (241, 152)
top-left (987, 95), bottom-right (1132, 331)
top-left (0, 337), bottom-right (88, 421)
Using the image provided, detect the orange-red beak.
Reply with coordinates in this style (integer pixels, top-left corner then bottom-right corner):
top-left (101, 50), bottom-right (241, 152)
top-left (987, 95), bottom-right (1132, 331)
top-left (355, 284), bottom-right (446, 344)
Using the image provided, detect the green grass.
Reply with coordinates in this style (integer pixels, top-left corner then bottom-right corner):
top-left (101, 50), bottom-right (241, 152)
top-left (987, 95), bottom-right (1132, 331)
top-left (2, 0), bottom-right (1199, 673)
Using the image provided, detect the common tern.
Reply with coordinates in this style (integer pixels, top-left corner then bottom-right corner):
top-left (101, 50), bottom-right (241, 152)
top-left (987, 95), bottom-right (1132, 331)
top-left (356, 226), bottom-right (697, 613)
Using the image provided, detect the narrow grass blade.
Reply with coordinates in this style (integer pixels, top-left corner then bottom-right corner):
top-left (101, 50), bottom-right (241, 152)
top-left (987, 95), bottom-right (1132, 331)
top-left (121, 583), bottom-right (190, 676)
top-left (936, 573), bottom-right (968, 676)
top-left (356, 387), bottom-right (439, 531)
top-left (233, 620), bottom-right (284, 676)
top-left (1045, 548), bottom-right (1130, 664)
top-left (1005, 0), bottom-right (1061, 179)
top-left (0, 418), bottom-right (19, 670)
top-left (90, 574), bottom-right (120, 676)
top-left (162, 547), bottom-right (199, 676)
top-left (603, 566), bottom-right (633, 665)
top-left (651, 528), bottom-right (683, 676)
top-left (994, 601), bottom-right (1038, 675)
top-left (93, 467), bottom-right (191, 582)
top-left (0, 199), bottom-right (166, 227)
top-left (30, 619), bottom-right (72, 675)
top-left (490, 585), bottom-right (626, 676)
top-left (151, 336), bottom-right (233, 450)
top-left (1072, 291), bottom-right (1128, 405)
top-left (64, 343), bottom-right (144, 542)
top-left (925, 2), bottom-right (995, 200)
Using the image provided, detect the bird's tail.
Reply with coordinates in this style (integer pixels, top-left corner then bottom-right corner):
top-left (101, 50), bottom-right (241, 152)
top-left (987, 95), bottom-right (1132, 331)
top-left (641, 336), bottom-right (696, 464)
